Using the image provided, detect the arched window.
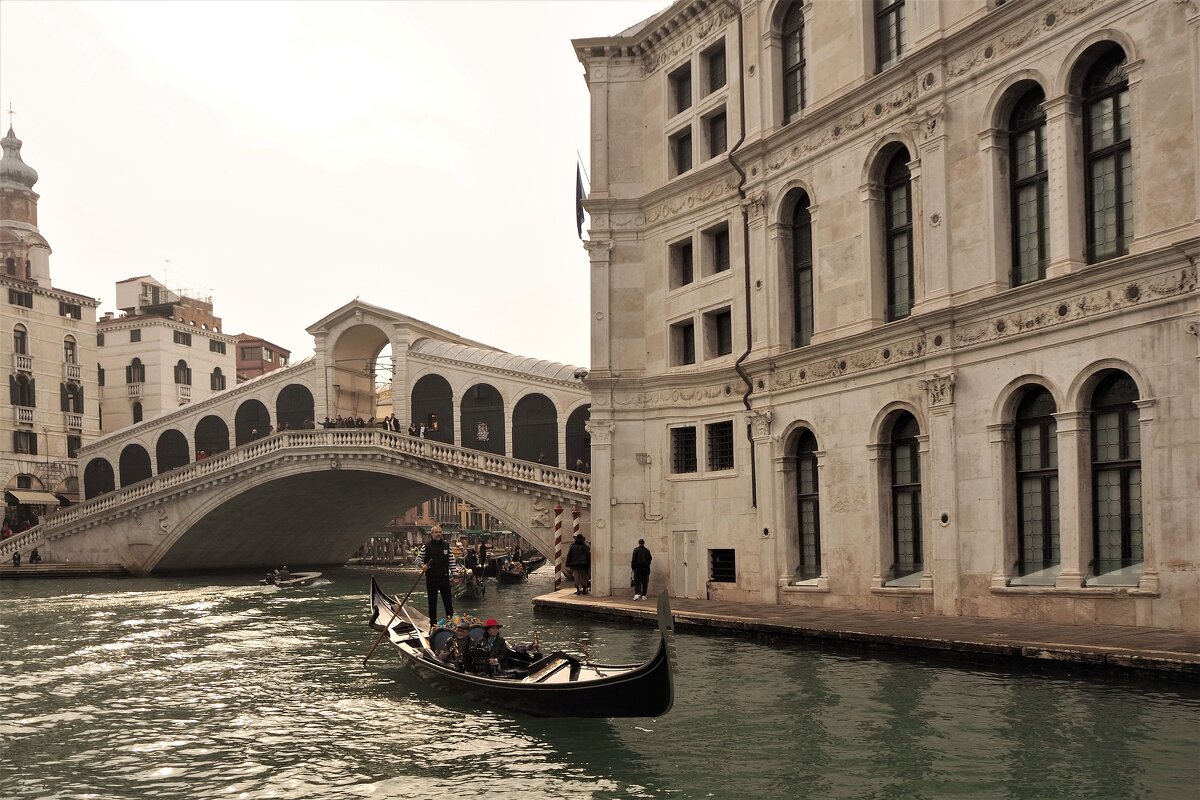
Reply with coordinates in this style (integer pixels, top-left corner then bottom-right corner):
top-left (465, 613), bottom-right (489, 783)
top-left (132, 402), bottom-right (143, 424)
top-left (126, 358), bottom-right (145, 384)
top-left (1009, 87), bottom-right (1048, 285)
top-left (10, 374), bottom-right (35, 406)
top-left (1083, 48), bottom-right (1132, 262)
top-left (1015, 387), bottom-right (1058, 577)
top-left (781, 2), bottom-right (805, 123)
top-left (13, 324), bottom-right (28, 355)
top-left (791, 192), bottom-right (814, 347)
top-left (210, 367), bottom-right (226, 392)
top-left (1090, 372), bottom-right (1141, 578)
top-left (174, 359), bottom-right (192, 386)
top-left (890, 412), bottom-right (922, 580)
top-left (63, 336), bottom-right (77, 364)
top-left (60, 382), bottom-right (84, 413)
top-left (794, 429), bottom-right (821, 581)
top-left (884, 148), bottom-right (914, 321)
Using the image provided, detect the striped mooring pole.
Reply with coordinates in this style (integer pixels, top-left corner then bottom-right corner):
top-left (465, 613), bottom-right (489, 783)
top-left (553, 503), bottom-right (564, 591)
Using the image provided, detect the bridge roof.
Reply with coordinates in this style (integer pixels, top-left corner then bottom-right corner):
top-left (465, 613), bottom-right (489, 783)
top-left (305, 299), bottom-right (497, 351)
top-left (408, 338), bottom-right (582, 382)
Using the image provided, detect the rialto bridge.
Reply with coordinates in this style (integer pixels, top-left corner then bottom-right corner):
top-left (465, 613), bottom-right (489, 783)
top-left (0, 301), bottom-right (593, 572)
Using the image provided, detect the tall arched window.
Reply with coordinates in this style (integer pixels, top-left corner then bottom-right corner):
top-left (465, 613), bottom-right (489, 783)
top-left (890, 412), bottom-right (922, 580)
top-left (127, 358), bottom-right (145, 384)
top-left (1009, 87), bottom-right (1048, 286)
top-left (10, 374), bottom-right (35, 406)
top-left (1083, 48), bottom-right (1132, 262)
top-left (884, 148), bottom-right (914, 321)
top-left (63, 336), bottom-right (77, 364)
top-left (792, 192), bottom-right (814, 347)
top-left (1090, 372), bottom-right (1141, 578)
top-left (794, 429), bottom-right (821, 580)
top-left (781, 2), bottom-right (805, 123)
top-left (13, 324), bottom-right (28, 355)
top-left (210, 367), bottom-right (226, 391)
top-left (174, 359), bottom-right (192, 386)
top-left (1015, 387), bottom-right (1058, 576)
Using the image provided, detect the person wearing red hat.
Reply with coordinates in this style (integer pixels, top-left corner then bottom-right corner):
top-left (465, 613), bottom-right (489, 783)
top-left (477, 618), bottom-right (515, 674)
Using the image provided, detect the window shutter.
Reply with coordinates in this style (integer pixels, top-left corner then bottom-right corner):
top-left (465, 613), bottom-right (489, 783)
top-left (61, 383), bottom-right (69, 412)
top-left (78, 386), bottom-right (85, 413)
top-left (126, 364), bottom-right (133, 384)
top-left (8, 375), bottom-right (16, 405)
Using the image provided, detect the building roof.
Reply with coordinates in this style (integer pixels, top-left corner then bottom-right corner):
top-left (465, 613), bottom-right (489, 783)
top-left (408, 338), bottom-right (582, 383)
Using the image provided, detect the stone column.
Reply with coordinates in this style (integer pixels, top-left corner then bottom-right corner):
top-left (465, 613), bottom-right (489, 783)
top-left (390, 329), bottom-right (410, 431)
top-left (743, 192), bottom-right (770, 354)
top-left (911, 108), bottom-right (951, 313)
top-left (919, 373), bottom-right (956, 608)
top-left (859, 181), bottom-right (887, 326)
top-left (750, 408), bottom-right (779, 603)
top-left (1043, 96), bottom-right (1085, 277)
top-left (585, 418), bottom-right (614, 597)
top-left (584, 239), bottom-right (615, 374)
top-left (1053, 411), bottom-right (1089, 588)
top-left (977, 127), bottom-right (1011, 293)
top-left (868, 442), bottom-right (888, 590)
top-left (988, 422), bottom-right (1016, 589)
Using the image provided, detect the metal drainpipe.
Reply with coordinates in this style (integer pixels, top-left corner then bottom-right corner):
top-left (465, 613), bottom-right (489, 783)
top-left (721, 0), bottom-right (757, 508)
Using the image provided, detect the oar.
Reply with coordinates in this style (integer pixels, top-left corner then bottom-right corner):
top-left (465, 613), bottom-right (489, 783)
top-left (363, 571), bottom-right (423, 666)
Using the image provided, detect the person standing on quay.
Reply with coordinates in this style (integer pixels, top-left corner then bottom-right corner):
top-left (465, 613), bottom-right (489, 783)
top-left (631, 538), bottom-right (652, 600)
top-left (419, 525), bottom-right (456, 628)
top-left (566, 533), bottom-right (591, 595)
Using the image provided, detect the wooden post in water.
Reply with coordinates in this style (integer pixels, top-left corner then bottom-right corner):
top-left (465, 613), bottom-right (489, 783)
top-left (553, 503), bottom-right (564, 591)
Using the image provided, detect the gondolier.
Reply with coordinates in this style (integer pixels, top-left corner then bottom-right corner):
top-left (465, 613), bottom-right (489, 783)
top-left (418, 525), bottom-right (457, 628)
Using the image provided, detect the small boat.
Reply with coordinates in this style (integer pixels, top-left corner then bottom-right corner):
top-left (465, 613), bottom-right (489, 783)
top-left (367, 577), bottom-right (675, 718)
top-left (497, 560), bottom-right (528, 584)
top-left (262, 571), bottom-right (322, 588)
top-left (522, 554), bottom-right (547, 574)
top-left (451, 568), bottom-right (487, 600)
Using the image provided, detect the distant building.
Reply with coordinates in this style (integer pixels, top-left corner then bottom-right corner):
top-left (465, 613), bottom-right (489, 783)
top-left (96, 276), bottom-right (236, 435)
top-left (1, 125), bottom-right (99, 511)
top-left (235, 334), bottom-right (290, 382)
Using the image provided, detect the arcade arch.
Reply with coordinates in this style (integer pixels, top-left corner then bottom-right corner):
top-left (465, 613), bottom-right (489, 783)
top-left (276, 384), bottom-right (315, 431)
top-left (234, 400), bottom-right (271, 445)
top-left (195, 415), bottom-right (230, 456)
top-left (411, 374), bottom-right (454, 444)
top-left (119, 444), bottom-right (153, 487)
top-left (513, 393), bottom-right (558, 465)
top-left (329, 323), bottom-right (390, 421)
top-left (156, 430), bottom-right (190, 473)
top-left (460, 383), bottom-right (505, 455)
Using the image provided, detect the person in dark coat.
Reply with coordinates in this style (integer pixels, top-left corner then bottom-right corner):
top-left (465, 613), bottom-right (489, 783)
top-left (631, 539), bottom-right (652, 600)
top-left (476, 618), bottom-right (516, 675)
top-left (418, 525), bottom-right (457, 627)
top-left (566, 533), bottom-right (591, 595)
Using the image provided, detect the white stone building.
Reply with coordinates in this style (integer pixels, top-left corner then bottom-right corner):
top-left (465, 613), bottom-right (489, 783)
top-left (574, 0), bottom-right (1199, 630)
top-left (96, 276), bottom-right (237, 435)
top-left (1, 126), bottom-right (99, 510)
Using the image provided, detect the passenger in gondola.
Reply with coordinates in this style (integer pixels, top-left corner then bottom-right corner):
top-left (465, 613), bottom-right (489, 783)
top-left (445, 622), bottom-right (477, 673)
top-left (277, 566), bottom-right (291, 581)
top-left (476, 618), bottom-right (526, 676)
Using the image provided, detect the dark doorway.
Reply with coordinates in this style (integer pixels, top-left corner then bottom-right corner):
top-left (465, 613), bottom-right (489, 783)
top-left (235, 400), bottom-right (271, 445)
top-left (156, 429), bottom-right (190, 473)
top-left (460, 383), bottom-right (504, 455)
top-left (84, 458), bottom-right (115, 499)
top-left (565, 404), bottom-right (591, 471)
top-left (119, 444), bottom-right (153, 487)
top-left (411, 374), bottom-right (454, 444)
top-left (195, 415), bottom-right (230, 456)
top-left (276, 384), bottom-right (315, 431)
top-left (513, 393), bottom-right (558, 465)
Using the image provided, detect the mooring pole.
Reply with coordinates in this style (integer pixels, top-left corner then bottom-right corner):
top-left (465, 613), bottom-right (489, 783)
top-left (553, 502), bottom-right (564, 591)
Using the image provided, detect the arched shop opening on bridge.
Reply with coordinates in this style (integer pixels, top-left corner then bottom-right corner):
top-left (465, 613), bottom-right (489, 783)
top-left (566, 405), bottom-right (591, 471)
top-left (276, 384), bottom-right (316, 431)
top-left (195, 415), bottom-right (230, 456)
top-left (329, 323), bottom-right (391, 422)
top-left (84, 458), bottom-right (116, 499)
top-left (119, 444), bottom-right (152, 487)
top-left (235, 399), bottom-right (271, 445)
top-left (459, 383), bottom-right (504, 455)
top-left (156, 429), bottom-right (190, 473)
top-left (513, 393), bottom-right (557, 465)
top-left (411, 374), bottom-right (454, 444)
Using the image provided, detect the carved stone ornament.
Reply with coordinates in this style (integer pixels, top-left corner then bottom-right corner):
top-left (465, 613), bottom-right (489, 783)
top-left (584, 419), bottom-right (614, 445)
top-left (530, 501), bottom-right (551, 528)
top-left (157, 510), bottom-right (170, 535)
top-left (639, 3), bottom-right (740, 76)
top-left (750, 408), bottom-right (774, 439)
top-left (919, 373), bottom-right (956, 408)
top-left (742, 191), bottom-right (768, 221)
top-left (583, 239), bottom-right (615, 259)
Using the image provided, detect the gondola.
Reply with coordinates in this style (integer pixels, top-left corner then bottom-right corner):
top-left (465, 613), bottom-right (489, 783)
top-left (496, 560), bottom-right (528, 584)
top-left (261, 571), bottom-right (322, 588)
top-left (451, 568), bottom-right (487, 600)
top-left (522, 554), bottom-right (547, 574)
top-left (366, 577), bottom-right (675, 718)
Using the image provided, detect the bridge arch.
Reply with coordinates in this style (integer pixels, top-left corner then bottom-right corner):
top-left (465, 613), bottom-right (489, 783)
top-left (328, 323), bottom-right (390, 421)
top-left (84, 458), bottom-right (115, 499)
top-left (513, 392), bottom-right (558, 465)
top-left (234, 399), bottom-right (271, 445)
top-left (459, 382), bottom-right (505, 455)
top-left (119, 444), bottom-right (152, 487)
top-left (411, 373), bottom-right (454, 444)
top-left (566, 403), bottom-right (591, 471)
top-left (156, 429), bottom-right (190, 473)
top-left (275, 384), bottom-right (315, 431)
top-left (195, 415), bottom-right (230, 456)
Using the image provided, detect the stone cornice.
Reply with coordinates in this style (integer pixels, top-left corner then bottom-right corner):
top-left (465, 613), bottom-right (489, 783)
top-left (1, 275), bottom-right (100, 306)
top-left (97, 315), bottom-right (238, 342)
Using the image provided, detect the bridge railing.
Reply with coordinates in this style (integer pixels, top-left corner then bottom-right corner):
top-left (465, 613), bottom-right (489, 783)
top-left (0, 429), bottom-right (591, 559)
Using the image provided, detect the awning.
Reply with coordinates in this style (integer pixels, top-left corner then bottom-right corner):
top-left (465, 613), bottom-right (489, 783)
top-left (4, 490), bottom-right (63, 506)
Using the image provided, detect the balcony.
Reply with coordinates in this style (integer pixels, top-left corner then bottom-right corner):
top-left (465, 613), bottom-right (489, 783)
top-left (128, 383), bottom-right (144, 399)
top-left (65, 412), bottom-right (83, 430)
top-left (177, 385), bottom-right (192, 403)
top-left (63, 362), bottom-right (82, 381)
top-left (13, 353), bottom-right (32, 373)
top-left (14, 406), bottom-right (34, 425)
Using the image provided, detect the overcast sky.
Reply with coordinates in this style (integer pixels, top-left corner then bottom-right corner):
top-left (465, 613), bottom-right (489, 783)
top-left (0, 0), bottom-right (667, 367)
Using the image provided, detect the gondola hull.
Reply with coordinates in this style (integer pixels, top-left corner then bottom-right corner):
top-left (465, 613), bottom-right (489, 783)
top-left (368, 577), bottom-right (674, 718)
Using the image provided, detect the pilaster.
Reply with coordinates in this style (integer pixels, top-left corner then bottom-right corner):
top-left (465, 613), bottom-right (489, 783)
top-left (585, 239), bottom-right (615, 373)
top-left (749, 407), bottom-right (779, 603)
top-left (1053, 410), bottom-right (1088, 588)
top-left (1043, 96), bottom-right (1085, 277)
top-left (584, 418), bottom-right (614, 596)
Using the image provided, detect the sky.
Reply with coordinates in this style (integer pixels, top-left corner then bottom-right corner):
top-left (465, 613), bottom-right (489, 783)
top-left (0, 0), bottom-right (669, 368)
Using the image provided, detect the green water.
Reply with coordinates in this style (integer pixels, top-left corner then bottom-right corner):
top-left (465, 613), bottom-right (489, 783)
top-left (1, 567), bottom-right (1196, 799)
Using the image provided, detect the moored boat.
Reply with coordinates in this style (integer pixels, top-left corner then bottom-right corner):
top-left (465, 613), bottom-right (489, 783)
top-left (366, 577), bottom-right (675, 718)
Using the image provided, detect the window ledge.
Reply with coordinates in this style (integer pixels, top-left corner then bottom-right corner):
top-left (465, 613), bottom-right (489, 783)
top-left (870, 586), bottom-right (933, 596)
top-left (989, 586), bottom-right (1160, 598)
top-left (779, 576), bottom-right (829, 593)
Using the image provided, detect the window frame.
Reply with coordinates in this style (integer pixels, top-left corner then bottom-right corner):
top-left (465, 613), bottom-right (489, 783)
top-left (794, 429), bottom-right (822, 581)
top-left (889, 414), bottom-right (923, 580)
top-left (669, 127), bottom-right (693, 177)
top-left (781, 1), bottom-right (806, 123)
top-left (703, 306), bottom-right (734, 359)
top-left (670, 318), bottom-right (697, 367)
top-left (883, 151), bottom-right (915, 321)
top-left (1082, 50), bottom-right (1133, 263)
top-left (705, 419), bottom-right (735, 471)
top-left (1089, 373), bottom-right (1142, 577)
top-left (1009, 87), bottom-right (1049, 286)
top-left (670, 425), bottom-right (699, 474)
top-left (1014, 388), bottom-right (1059, 576)
top-left (874, 0), bottom-right (906, 73)
top-left (669, 62), bottom-right (693, 116)
top-left (791, 194), bottom-right (814, 347)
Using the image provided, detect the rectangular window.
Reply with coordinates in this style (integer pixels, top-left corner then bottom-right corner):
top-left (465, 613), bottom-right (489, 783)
top-left (670, 426), bottom-right (698, 474)
top-left (705, 42), bottom-right (726, 94)
top-left (705, 224), bottom-right (731, 274)
top-left (59, 301), bottom-right (82, 319)
top-left (669, 239), bottom-right (694, 289)
top-left (8, 289), bottom-right (33, 308)
top-left (709, 549), bottom-right (736, 582)
top-left (241, 347), bottom-right (258, 360)
top-left (707, 111), bottom-right (727, 158)
top-left (670, 129), bottom-right (693, 177)
top-left (173, 330), bottom-right (192, 346)
top-left (706, 420), bottom-right (734, 471)
top-left (97, 332), bottom-right (105, 347)
top-left (67, 435), bottom-right (81, 458)
top-left (264, 348), bottom-right (274, 362)
top-left (211, 371), bottom-right (226, 391)
top-left (209, 339), bottom-right (226, 354)
top-left (875, 0), bottom-right (906, 71)
top-left (669, 63), bottom-right (692, 115)
top-left (14, 431), bottom-right (37, 455)
top-left (670, 319), bottom-right (696, 366)
top-left (98, 366), bottom-right (105, 386)
top-left (704, 307), bottom-right (733, 358)
top-left (130, 329), bottom-right (141, 343)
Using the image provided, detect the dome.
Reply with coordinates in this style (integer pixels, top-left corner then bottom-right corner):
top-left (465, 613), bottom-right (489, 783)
top-left (0, 127), bottom-right (39, 189)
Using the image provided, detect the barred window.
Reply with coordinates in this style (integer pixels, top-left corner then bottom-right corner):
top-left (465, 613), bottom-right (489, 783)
top-left (884, 148), bottom-right (914, 321)
top-left (707, 111), bottom-right (727, 158)
top-left (709, 549), bottom-right (736, 582)
top-left (794, 429), bottom-right (822, 580)
top-left (1083, 48), bottom-right (1132, 262)
top-left (1090, 371), bottom-right (1141, 577)
top-left (791, 192), bottom-right (814, 347)
top-left (706, 420), bottom-right (734, 471)
top-left (890, 412), bottom-right (922, 580)
top-left (705, 42), bottom-right (726, 94)
top-left (670, 128), bottom-right (693, 176)
top-left (671, 426), bottom-right (698, 474)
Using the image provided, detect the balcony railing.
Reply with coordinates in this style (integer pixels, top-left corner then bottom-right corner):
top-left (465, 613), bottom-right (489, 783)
top-left (63, 362), bottom-right (82, 381)
top-left (13, 353), bottom-right (32, 372)
top-left (128, 383), bottom-right (143, 399)
top-left (65, 412), bottom-right (83, 430)
top-left (14, 406), bottom-right (34, 425)
top-left (177, 385), bottom-right (192, 403)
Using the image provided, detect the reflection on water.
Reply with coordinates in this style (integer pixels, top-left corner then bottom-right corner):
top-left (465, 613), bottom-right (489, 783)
top-left (1, 568), bottom-right (1197, 799)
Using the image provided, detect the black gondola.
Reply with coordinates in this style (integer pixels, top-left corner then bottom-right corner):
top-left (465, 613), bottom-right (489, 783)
top-left (522, 554), bottom-right (547, 573)
top-left (366, 577), bottom-right (675, 718)
top-left (496, 560), bottom-right (528, 584)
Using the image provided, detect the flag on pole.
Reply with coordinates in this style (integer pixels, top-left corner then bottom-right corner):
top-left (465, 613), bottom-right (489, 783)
top-left (576, 164), bottom-right (586, 239)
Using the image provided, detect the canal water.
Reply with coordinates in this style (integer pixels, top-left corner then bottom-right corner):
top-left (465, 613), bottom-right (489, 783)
top-left (1, 567), bottom-right (1196, 799)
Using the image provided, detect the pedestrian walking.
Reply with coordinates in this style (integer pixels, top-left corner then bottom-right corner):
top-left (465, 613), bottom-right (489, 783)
top-left (418, 524), bottom-right (457, 627)
top-left (631, 538), bottom-right (652, 600)
top-left (566, 533), bottom-right (591, 595)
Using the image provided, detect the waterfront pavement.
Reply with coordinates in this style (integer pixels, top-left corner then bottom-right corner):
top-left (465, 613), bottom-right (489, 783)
top-left (0, 562), bottom-right (128, 580)
top-left (533, 588), bottom-right (1200, 679)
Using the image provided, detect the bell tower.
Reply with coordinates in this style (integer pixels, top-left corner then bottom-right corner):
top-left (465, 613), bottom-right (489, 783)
top-left (0, 123), bottom-right (52, 288)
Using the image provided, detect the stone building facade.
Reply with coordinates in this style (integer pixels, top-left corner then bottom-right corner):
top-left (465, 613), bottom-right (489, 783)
top-left (573, 0), bottom-right (1199, 630)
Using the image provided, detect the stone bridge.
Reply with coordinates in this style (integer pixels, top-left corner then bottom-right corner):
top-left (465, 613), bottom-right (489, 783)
top-left (0, 428), bottom-right (590, 574)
